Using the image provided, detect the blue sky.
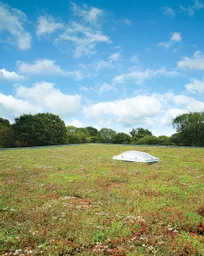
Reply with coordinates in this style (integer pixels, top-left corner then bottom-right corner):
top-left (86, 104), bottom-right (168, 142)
top-left (0, 0), bottom-right (204, 135)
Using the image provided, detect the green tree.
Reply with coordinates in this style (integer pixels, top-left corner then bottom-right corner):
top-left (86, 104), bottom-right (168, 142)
top-left (13, 113), bottom-right (67, 147)
top-left (130, 128), bottom-right (152, 140)
top-left (138, 135), bottom-right (159, 145)
top-left (113, 132), bottom-right (131, 144)
top-left (170, 133), bottom-right (184, 146)
top-left (66, 126), bottom-right (90, 144)
top-left (13, 114), bottom-right (43, 146)
top-left (172, 112), bottom-right (204, 146)
top-left (99, 128), bottom-right (116, 143)
top-left (36, 113), bottom-right (67, 145)
top-left (157, 135), bottom-right (174, 145)
top-left (0, 118), bottom-right (13, 148)
top-left (85, 126), bottom-right (98, 136)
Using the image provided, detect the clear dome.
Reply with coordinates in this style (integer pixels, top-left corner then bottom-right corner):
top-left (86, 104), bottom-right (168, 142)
top-left (113, 150), bottom-right (159, 163)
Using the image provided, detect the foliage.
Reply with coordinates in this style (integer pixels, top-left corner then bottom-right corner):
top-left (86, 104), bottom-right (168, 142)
top-left (137, 135), bottom-right (160, 145)
top-left (157, 135), bottom-right (175, 145)
top-left (172, 112), bottom-right (204, 146)
top-left (99, 128), bottom-right (116, 143)
top-left (1, 111), bottom-right (204, 148)
top-left (1, 145), bottom-right (204, 255)
top-left (85, 126), bottom-right (98, 136)
top-left (66, 126), bottom-right (90, 144)
top-left (130, 128), bottom-right (152, 141)
top-left (0, 118), bottom-right (13, 147)
top-left (113, 132), bottom-right (131, 144)
top-left (13, 113), bottom-right (67, 147)
top-left (170, 133), bottom-right (185, 146)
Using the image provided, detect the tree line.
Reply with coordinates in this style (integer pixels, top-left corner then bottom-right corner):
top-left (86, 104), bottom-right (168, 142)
top-left (0, 112), bottom-right (203, 148)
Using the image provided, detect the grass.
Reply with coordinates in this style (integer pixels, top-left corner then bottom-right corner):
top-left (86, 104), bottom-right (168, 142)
top-left (1, 144), bottom-right (204, 255)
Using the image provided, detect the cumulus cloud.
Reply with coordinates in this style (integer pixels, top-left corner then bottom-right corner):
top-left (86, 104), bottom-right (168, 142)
top-left (84, 94), bottom-right (162, 126)
top-left (16, 82), bottom-right (81, 117)
top-left (36, 15), bottom-right (64, 36)
top-left (113, 67), bottom-right (179, 85)
top-left (161, 93), bottom-right (204, 125)
top-left (0, 93), bottom-right (41, 119)
top-left (0, 2), bottom-right (31, 49)
top-left (17, 59), bottom-right (83, 80)
top-left (0, 68), bottom-right (25, 81)
top-left (177, 51), bottom-right (204, 70)
top-left (158, 32), bottom-right (182, 48)
top-left (164, 93), bottom-right (204, 112)
top-left (69, 119), bottom-right (84, 127)
top-left (186, 78), bottom-right (204, 93)
top-left (162, 108), bottom-right (185, 125)
top-left (84, 92), bottom-right (204, 128)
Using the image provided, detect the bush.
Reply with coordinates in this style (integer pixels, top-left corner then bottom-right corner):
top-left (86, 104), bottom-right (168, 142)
top-left (157, 136), bottom-right (175, 145)
top-left (113, 132), bottom-right (131, 144)
top-left (138, 135), bottom-right (160, 145)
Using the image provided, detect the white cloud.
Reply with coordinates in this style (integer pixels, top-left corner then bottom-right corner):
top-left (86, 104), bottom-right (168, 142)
top-left (158, 32), bottom-right (182, 48)
top-left (17, 59), bottom-right (83, 80)
top-left (186, 78), bottom-right (204, 93)
top-left (84, 92), bottom-right (204, 129)
top-left (164, 92), bottom-right (204, 111)
top-left (171, 32), bottom-right (182, 42)
top-left (124, 19), bottom-right (131, 25)
top-left (37, 3), bottom-right (110, 58)
top-left (92, 52), bottom-right (120, 71)
top-left (0, 68), bottom-right (25, 81)
top-left (97, 83), bottom-right (116, 94)
top-left (177, 51), bottom-right (204, 70)
top-left (58, 22), bottom-right (111, 58)
top-left (162, 108), bottom-right (185, 125)
top-left (193, 0), bottom-right (204, 9)
top-left (80, 83), bottom-right (116, 95)
top-left (0, 93), bottom-right (41, 119)
top-left (84, 94), bottom-right (162, 126)
top-left (158, 42), bottom-right (172, 49)
top-left (95, 60), bottom-right (112, 71)
top-left (16, 82), bottom-right (81, 117)
top-left (113, 67), bottom-right (179, 85)
top-left (180, 0), bottom-right (204, 16)
top-left (0, 2), bottom-right (31, 49)
top-left (79, 52), bottom-right (120, 72)
top-left (130, 55), bottom-right (139, 63)
top-left (70, 119), bottom-right (84, 127)
top-left (71, 2), bottom-right (103, 25)
top-left (36, 15), bottom-right (64, 36)
top-left (109, 52), bottom-right (121, 61)
top-left (113, 74), bottom-right (125, 84)
top-left (162, 6), bottom-right (175, 17)
top-left (171, 95), bottom-right (191, 105)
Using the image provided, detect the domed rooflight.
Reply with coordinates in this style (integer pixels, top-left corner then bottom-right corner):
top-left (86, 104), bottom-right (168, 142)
top-left (113, 150), bottom-right (159, 163)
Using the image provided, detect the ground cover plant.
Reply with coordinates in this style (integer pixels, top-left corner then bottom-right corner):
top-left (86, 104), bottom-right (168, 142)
top-left (1, 144), bottom-right (204, 255)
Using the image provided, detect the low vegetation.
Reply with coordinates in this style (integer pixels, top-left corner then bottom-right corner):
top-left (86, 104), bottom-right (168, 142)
top-left (1, 144), bottom-right (203, 255)
top-left (0, 112), bottom-right (204, 148)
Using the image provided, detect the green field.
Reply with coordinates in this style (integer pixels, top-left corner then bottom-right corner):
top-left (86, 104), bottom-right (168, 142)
top-left (1, 145), bottom-right (204, 255)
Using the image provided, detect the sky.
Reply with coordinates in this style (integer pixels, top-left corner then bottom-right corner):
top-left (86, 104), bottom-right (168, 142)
top-left (0, 0), bottom-right (204, 136)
